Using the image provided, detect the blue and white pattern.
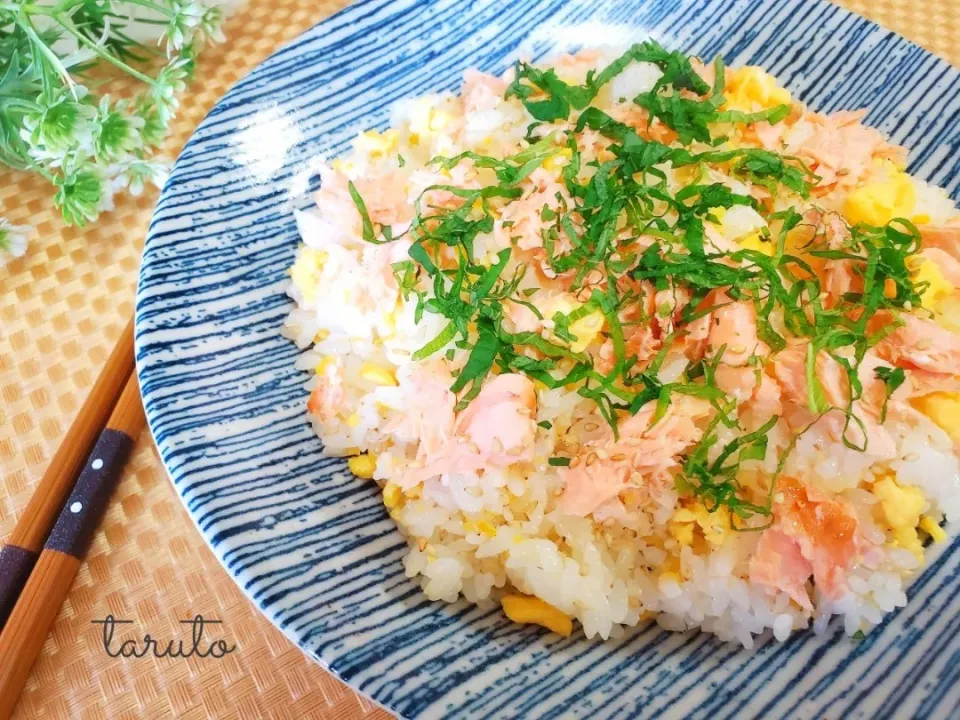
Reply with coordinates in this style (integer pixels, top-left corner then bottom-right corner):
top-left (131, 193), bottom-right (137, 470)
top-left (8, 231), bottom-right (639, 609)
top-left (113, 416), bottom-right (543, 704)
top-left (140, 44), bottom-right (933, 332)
top-left (136, 0), bottom-right (960, 716)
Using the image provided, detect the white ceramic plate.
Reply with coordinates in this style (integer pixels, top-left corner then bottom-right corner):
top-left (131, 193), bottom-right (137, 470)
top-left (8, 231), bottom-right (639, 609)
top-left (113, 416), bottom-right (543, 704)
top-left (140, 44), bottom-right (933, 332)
top-left (136, 1), bottom-right (960, 716)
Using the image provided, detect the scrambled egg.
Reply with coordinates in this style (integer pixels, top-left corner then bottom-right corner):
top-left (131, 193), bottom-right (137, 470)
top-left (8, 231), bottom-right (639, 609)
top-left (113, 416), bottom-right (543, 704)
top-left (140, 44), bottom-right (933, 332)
top-left (910, 391), bottom-right (960, 444)
top-left (401, 96), bottom-right (456, 153)
top-left (738, 232), bottom-right (776, 257)
top-left (658, 555), bottom-right (683, 582)
top-left (873, 476), bottom-right (926, 561)
top-left (542, 147), bottom-right (573, 174)
top-left (709, 206), bottom-right (775, 256)
top-left (539, 295), bottom-right (606, 353)
top-left (843, 171), bottom-right (916, 227)
top-left (406, 96), bottom-right (453, 136)
top-left (569, 310), bottom-right (606, 353)
top-left (712, 205), bottom-right (768, 245)
top-left (724, 67), bottom-right (792, 113)
top-left (908, 256), bottom-right (954, 310)
top-left (315, 355), bottom-right (336, 375)
top-left (331, 157), bottom-right (359, 177)
top-left (290, 247), bottom-right (328, 303)
top-left (501, 594), bottom-right (573, 636)
top-left (353, 129), bottom-right (399, 158)
top-left (359, 362), bottom-right (398, 386)
top-left (668, 508), bottom-right (696, 546)
top-left (463, 516), bottom-right (498, 537)
top-left (934, 294), bottom-right (960, 335)
top-left (693, 503), bottom-right (730, 546)
top-left (919, 516), bottom-right (947, 544)
top-left (382, 481), bottom-right (402, 509)
top-left (668, 504), bottom-right (730, 547)
top-left (348, 453), bottom-right (377, 479)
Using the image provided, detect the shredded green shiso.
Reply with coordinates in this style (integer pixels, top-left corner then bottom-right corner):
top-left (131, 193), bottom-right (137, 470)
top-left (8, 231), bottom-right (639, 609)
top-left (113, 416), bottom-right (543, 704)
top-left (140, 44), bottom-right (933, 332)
top-left (348, 41), bottom-right (923, 520)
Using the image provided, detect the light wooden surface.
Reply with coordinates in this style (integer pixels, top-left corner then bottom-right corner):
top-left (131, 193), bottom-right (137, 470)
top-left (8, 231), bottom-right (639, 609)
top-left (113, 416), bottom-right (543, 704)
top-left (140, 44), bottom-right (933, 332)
top-left (0, 0), bottom-right (956, 717)
top-left (0, 373), bottom-right (144, 720)
top-left (0, 551), bottom-right (81, 720)
top-left (7, 319), bottom-right (132, 555)
top-left (105, 375), bottom-right (146, 440)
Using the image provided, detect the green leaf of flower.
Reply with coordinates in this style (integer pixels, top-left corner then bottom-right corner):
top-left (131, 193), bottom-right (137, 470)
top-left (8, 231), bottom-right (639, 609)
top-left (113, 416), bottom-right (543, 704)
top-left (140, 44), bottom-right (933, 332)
top-left (54, 170), bottom-right (103, 226)
top-left (0, 0), bottom-right (224, 227)
top-left (27, 99), bottom-right (84, 152)
top-left (151, 58), bottom-right (191, 123)
top-left (135, 96), bottom-right (168, 148)
top-left (93, 98), bottom-right (143, 161)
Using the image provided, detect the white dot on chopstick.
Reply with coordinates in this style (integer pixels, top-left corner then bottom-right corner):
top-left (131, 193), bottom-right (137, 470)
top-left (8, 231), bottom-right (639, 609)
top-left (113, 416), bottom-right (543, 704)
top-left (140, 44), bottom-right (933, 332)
top-left (92, 458), bottom-right (103, 470)
top-left (70, 502), bottom-right (83, 514)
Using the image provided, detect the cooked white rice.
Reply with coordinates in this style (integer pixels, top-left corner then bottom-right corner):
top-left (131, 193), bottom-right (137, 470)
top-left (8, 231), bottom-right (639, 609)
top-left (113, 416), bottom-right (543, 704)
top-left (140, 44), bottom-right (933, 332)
top-left (283, 43), bottom-right (960, 647)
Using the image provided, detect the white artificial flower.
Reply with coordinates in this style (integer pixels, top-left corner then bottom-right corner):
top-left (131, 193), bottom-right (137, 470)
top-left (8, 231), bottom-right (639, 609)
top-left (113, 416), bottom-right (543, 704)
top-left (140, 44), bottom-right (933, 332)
top-left (8, 0), bottom-right (232, 228)
top-left (91, 95), bottom-right (146, 161)
top-left (109, 158), bottom-right (171, 197)
top-left (20, 88), bottom-right (96, 155)
top-left (197, 6), bottom-right (226, 46)
top-left (110, 0), bottom-right (233, 44)
top-left (26, 144), bottom-right (72, 168)
top-left (0, 219), bottom-right (34, 264)
top-left (164, 0), bottom-right (205, 54)
top-left (151, 59), bottom-right (190, 124)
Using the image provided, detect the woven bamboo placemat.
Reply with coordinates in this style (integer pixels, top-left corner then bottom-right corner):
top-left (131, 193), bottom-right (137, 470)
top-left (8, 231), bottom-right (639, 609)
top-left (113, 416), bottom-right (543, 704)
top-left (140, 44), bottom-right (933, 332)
top-left (0, 0), bottom-right (957, 717)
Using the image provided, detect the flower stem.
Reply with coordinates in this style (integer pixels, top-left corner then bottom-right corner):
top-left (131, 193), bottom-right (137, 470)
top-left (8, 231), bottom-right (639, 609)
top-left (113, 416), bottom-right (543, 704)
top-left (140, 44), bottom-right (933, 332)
top-left (14, 17), bottom-right (78, 95)
top-left (114, 0), bottom-right (175, 17)
top-left (56, 20), bottom-right (158, 86)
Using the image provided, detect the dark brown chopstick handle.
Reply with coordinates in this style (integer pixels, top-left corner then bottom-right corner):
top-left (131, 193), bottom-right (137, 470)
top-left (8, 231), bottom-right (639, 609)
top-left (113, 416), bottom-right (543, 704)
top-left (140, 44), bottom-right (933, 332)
top-left (0, 376), bottom-right (143, 719)
top-left (0, 430), bottom-right (134, 630)
top-left (0, 319), bottom-right (134, 631)
top-left (0, 428), bottom-right (135, 719)
top-left (0, 547), bottom-right (37, 628)
top-left (44, 428), bottom-right (135, 557)
top-left (0, 428), bottom-right (132, 624)
top-left (7, 320), bottom-right (133, 555)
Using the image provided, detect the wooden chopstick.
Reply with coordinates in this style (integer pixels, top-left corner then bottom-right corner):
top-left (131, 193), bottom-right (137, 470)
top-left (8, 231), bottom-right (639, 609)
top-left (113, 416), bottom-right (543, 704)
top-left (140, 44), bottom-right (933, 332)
top-left (0, 319), bottom-right (134, 629)
top-left (0, 372), bottom-right (146, 720)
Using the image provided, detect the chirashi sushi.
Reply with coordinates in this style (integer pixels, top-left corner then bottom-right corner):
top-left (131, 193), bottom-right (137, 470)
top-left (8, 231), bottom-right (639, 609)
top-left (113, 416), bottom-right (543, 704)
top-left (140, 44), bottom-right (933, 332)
top-left (283, 42), bottom-right (960, 647)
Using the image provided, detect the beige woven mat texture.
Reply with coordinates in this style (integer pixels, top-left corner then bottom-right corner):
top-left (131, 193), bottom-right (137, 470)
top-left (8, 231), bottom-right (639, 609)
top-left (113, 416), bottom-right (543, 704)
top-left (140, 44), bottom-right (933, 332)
top-left (0, 0), bottom-right (956, 717)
